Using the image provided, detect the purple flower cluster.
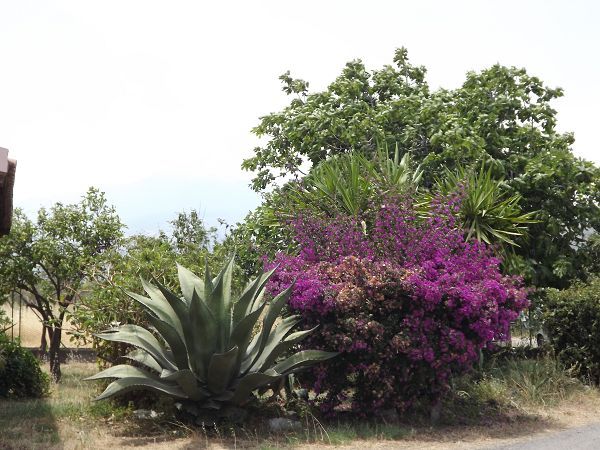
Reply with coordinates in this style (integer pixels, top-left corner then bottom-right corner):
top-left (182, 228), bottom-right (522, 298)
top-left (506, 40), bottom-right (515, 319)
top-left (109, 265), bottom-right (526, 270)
top-left (266, 194), bottom-right (528, 415)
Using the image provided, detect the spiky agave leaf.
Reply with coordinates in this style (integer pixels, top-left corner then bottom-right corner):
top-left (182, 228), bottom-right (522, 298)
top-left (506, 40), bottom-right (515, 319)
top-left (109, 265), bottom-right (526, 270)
top-left (88, 256), bottom-right (337, 411)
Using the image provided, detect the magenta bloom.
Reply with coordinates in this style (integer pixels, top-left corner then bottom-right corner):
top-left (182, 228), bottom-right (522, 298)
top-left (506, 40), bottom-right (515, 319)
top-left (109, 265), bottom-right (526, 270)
top-left (266, 194), bottom-right (528, 415)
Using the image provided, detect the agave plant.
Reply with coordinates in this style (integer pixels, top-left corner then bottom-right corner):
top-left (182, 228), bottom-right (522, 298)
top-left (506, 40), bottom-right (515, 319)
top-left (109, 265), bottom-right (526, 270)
top-left (85, 257), bottom-right (336, 412)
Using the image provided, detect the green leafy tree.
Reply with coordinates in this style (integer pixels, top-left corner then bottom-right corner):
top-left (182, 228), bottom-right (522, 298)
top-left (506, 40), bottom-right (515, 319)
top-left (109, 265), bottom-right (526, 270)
top-left (0, 188), bottom-right (123, 381)
top-left (242, 48), bottom-right (600, 288)
top-left (164, 210), bottom-right (218, 260)
top-left (72, 210), bottom-right (232, 364)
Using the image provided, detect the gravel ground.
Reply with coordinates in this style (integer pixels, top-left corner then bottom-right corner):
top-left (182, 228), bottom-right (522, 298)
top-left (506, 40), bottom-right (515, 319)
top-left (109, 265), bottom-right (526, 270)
top-left (483, 423), bottom-right (600, 450)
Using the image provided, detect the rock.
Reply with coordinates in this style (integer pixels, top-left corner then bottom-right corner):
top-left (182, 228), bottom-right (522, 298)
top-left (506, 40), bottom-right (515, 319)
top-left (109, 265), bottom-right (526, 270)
top-left (132, 409), bottom-right (162, 420)
top-left (293, 388), bottom-right (308, 400)
top-left (268, 417), bottom-right (302, 433)
top-left (284, 410), bottom-right (299, 419)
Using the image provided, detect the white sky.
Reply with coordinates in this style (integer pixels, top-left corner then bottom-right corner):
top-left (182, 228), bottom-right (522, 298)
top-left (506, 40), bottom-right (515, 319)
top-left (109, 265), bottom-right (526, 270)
top-left (1, 0), bottom-right (599, 234)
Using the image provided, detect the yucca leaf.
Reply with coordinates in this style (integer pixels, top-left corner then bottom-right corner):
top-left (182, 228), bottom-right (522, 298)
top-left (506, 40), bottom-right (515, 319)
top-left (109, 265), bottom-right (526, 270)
top-left (94, 377), bottom-right (188, 401)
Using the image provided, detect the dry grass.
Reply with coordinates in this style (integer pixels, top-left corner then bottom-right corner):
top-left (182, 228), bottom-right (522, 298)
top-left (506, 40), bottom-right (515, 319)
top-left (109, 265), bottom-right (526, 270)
top-left (0, 362), bottom-right (599, 450)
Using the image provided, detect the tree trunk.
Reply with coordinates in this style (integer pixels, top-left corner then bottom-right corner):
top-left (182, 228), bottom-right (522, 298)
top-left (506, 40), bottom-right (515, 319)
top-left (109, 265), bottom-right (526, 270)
top-left (48, 326), bottom-right (62, 382)
top-left (40, 323), bottom-right (48, 353)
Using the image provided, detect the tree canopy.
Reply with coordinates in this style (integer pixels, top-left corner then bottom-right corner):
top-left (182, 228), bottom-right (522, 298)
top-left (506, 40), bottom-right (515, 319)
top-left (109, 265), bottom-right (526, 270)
top-left (242, 48), bottom-right (600, 288)
top-left (0, 188), bottom-right (123, 380)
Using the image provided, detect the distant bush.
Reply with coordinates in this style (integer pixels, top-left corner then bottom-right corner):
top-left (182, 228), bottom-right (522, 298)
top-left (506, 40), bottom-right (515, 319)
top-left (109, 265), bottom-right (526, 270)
top-left (267, 194), bottom-right (528, 415)
top-left (0, 333), bottom-right (50, 398)
top-left (544, 278), bottom-right (600, 383)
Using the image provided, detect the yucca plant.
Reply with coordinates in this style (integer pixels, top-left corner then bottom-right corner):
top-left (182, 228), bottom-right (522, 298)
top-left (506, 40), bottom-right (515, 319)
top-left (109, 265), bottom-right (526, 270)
top-left (279, 144), bottom-right (421, 220)
top-left (85, 257), bottom-right (337, 414)
top-left (419, 164), bottom-right (538, 247)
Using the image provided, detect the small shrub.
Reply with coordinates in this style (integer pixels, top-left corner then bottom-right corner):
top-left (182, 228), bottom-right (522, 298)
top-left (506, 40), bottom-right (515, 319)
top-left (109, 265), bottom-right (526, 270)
top-left (0, 333), bottom-right (50, 398)
top-left (544, 279), bottom-right (600, 383)
top-left (469, 356), bottom-right (581, 407)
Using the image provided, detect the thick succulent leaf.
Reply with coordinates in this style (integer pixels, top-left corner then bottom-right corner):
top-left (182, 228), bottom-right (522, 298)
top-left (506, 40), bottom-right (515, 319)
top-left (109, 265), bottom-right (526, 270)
top-left (230, 302), bottom-right (266, 354)
top-left (139, 279), bottom-right (185, 339)
top-left (204, 264), bottom-right (214, 300)
top-left (242, 284), bottom-right (294, 373)
top-left (126, 289), bottom-right (178, 334)
top-left (241, 332), bottom-right (261, 371)
top-left (256, 326), bottom-right (316, 373)
top-left (272, 350), bottom-right (338, 375)
top-left (249, 269), bottom-right (277, 314)
top-left (230, 372), bottom-right (282, 406)
top-left (232, 276), bottom-right (261, 327)
top-left (246, 316), bottom-right (301, 373)
top-left (205, 257), bottom-right (235, 351)
top-left (220, 256), bottom-right (235, 316)
top-left (212, 390), bottom-right (235, 402)
top-left (123, 349), bottom-right (162, 373)
top-left (85, 364), bottom-right (155, 381)
top-left (95, 325), bottom-right (177, 371)
top-left (94, 377), bottom-right (188, 401)
top-left (146, 313), bottom-right (189, 370)
top-left (232, 267), bottom-right (276, 327)
top-left (207, 346), bottom-right (239, 394)
top-left (177, 263), bottom-right (205, 304)
top-left (189, 287), bottom-right (217, 379)
top-left (160, 369), bottom-right (207, 401)
top-left (200, 399), bottom-right (222, 410)
top-left (153, 281), bottom-right (194, 362)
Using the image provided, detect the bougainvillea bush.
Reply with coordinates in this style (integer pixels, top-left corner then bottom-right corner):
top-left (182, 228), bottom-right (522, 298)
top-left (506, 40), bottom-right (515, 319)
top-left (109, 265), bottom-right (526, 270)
top-left (266, 194), bottom-right (528, 415)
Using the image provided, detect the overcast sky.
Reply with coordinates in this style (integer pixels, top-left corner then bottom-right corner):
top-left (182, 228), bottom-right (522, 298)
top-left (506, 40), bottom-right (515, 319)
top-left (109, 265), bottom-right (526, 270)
top-left (1, 0), bottom-right (598, 234)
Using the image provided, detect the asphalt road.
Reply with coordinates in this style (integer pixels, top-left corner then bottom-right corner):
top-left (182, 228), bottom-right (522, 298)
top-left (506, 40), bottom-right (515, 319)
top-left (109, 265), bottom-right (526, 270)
top-left (485, 423), bottom-right (600, 450)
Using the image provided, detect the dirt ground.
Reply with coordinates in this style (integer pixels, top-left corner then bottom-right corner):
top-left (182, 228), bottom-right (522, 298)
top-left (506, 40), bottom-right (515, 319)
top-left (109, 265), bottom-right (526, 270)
top-left (2, 362), bottom-right (599, 450)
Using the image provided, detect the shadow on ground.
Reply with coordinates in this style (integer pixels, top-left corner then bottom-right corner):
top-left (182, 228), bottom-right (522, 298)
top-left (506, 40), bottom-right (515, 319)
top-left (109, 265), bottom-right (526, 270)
top-left (0, 398), bottom-right (61, 450)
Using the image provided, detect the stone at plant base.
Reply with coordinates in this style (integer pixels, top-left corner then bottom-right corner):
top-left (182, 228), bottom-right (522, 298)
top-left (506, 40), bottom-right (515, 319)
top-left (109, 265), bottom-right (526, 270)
top-left (268, 417), bottom-right (302, 433)
top-left (133, 409), bottom-right (162, 420)
top-left (293, 388), bottom-right (308, 400)
top-left (284, 409), bottom-right (299, 419)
